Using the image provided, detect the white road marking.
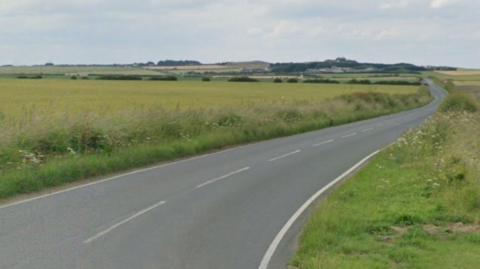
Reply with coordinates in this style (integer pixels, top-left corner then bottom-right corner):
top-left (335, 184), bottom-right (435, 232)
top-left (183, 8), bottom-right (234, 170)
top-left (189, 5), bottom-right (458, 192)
top-left (0, 147), bottom-right (239, 211)
top-left (258, 150), bottom-right (380, 269)
top-left (83, 200), bottom-right (166, 244)
top-left (361, 127), bottom-right (374, 133)
top-left (312, 139), bottom-right (335, 147)
top-left (341, 132), bottom-right (357, 138)
top-left (268, 150), bottom-right (301, 162)
top-left (195, 167), bottom-right (251, 189)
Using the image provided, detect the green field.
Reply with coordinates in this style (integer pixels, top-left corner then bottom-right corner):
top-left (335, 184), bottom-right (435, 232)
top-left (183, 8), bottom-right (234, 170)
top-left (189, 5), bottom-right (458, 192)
top-left (0, 78), bottom-right (430, 200)
top-left (0, 65), bottom-right (161, 76)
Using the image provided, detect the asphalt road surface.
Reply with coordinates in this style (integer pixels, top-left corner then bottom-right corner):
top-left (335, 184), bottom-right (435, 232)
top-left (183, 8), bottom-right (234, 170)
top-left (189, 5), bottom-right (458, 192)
top-left (0, 81), bottom-right (446, 269)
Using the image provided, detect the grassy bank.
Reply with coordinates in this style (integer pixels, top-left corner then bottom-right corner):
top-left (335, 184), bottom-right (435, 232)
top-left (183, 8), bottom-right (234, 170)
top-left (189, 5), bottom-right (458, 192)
top-left (293, 93), bottom-right (480, 268)
top-left (0, 80), bottom-right (430, 200)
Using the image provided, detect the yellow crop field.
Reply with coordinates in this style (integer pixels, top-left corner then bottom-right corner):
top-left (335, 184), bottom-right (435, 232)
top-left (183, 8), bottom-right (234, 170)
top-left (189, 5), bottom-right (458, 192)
top-left (0, 79), bottom-right (418, 119)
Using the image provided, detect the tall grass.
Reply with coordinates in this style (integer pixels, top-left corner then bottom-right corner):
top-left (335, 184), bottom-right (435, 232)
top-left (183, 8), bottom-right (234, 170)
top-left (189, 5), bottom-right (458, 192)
top-left (293, 92), bottom-right (480, 269)
top-left (0, 85), bottom-right (431, 200)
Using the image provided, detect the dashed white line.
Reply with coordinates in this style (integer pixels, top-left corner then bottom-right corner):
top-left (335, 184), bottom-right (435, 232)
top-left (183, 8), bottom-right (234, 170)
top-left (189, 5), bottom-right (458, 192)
top-left (312, 139), bottom-right (335, 147)
top-left (361, 127), bottom-right (374, 133)
top-left (258, 150), bottom-right (381, 269)
top-left (341, 132), bottom-right (357, 138)
top-left (268, 150), bottom-right (301, 162)
top-left (83, 200), bottom-right (166, 244)
top-left (195, 167), bottom-right (251, 189)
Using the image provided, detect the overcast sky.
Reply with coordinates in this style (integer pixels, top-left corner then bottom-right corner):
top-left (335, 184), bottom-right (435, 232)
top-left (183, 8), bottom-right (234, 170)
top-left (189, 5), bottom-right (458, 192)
top-left (0, 0), bottom-right (478, 67)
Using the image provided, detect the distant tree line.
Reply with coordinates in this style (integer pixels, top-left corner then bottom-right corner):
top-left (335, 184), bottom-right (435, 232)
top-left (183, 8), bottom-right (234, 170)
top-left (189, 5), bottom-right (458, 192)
top-left (303, 79), bottom-right (340, 84)
top-left (156, 60), bottom-right (202, 66)
top-left (270, 58), bottom-right (427, 74)
top-left (133, 60), bottom-right (202, 67)
top-left (17, 75), bottom-right (43, 79)
top-left (347, 79), bottom-right (422, 86)
top-left (95, 75), bottom-right (178, 81)
top-left (228, 77), bottom-right (259, 82)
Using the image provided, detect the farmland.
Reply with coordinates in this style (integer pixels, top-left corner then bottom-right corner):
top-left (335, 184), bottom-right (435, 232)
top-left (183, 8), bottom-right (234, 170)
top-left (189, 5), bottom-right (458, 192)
top-left (0, 79), bottom-right (419, 115)
top-left (0, 78), bottom-right (430, 200)
top-left (433, 70), bottom-right (480, 99)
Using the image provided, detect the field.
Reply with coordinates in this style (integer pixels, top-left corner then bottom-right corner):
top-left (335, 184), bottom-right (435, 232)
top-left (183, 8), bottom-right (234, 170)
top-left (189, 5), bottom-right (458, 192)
top-left (0, 78), bottom-right (430, 200)
top-left (292, 74), bottom-right (480, 269)
top-left (433, 70), bottom-right (480, 99)
top-left (0, 79), bottom-right (419, 116)
top-left (0, 66), bottom-right (162, 76)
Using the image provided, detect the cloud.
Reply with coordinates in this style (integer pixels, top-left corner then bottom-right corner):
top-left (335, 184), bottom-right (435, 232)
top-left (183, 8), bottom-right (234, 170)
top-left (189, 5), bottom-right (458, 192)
top-left (0, 0), bottom-right (477, 67)
top-left (380, 0), bottom-right (410, 10)
top-left (430, 0), bottom-right (456, 9)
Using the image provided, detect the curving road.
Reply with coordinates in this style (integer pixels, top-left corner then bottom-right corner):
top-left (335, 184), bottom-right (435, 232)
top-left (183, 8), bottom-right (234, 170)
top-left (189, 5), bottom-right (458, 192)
top-left (0, 81), bottom-right (446, 269)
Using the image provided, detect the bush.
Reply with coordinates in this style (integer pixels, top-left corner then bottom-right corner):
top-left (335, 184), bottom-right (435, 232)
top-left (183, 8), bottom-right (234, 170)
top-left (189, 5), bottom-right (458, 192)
top-left (374, 80), bottom-right (422, 86)
top-left (286, 78), bottom-right (299, 83)
top-left (273, 78), bottom-right (283, 83)
top-left (202, 77), bottom-right (211, 82)
top-left (347, 79), bottom-right (371, 84)
top-left (17, 75), bottom-right (43, 79)
top-left (228, 77), bottom-right (259, 82)
top-left (440, 93), bottom-right (478, 113)
top-left (148, 76), bottom-right (178, 81)
top-left (97, 75), bottom-right (143, 81)
top-left (304, 79), bottom-right (340, 84)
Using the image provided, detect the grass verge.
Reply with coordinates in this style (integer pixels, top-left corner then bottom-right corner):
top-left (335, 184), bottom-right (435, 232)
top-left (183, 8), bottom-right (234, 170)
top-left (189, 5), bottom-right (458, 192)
top-left (292, 94), bottom-right (480, 269)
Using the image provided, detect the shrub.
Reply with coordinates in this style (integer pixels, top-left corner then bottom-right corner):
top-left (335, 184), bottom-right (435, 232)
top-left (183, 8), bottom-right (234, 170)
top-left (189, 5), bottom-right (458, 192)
top-left (273, 78), bottom-right (283, 83)
top-left (304, 79), bottom-right (340, 84)
top-left (228, 77), bottom-right (259, 82)
top-left (202, 77), bottom-right (211, 82)
top-left (97, 75), bottom-right (143, 81)
top-left (347, 79), bottom-right (371, 85)
top-left (440, 93), bottom-right (478, 113)
top-left (148, 76), bottom-right (178, 81)
top-left (286, 78), bottom-right (299, 83)
top-left (374, 80), bottom-right (422, 86)
top-left (17, 75), bottom-right (42, 79)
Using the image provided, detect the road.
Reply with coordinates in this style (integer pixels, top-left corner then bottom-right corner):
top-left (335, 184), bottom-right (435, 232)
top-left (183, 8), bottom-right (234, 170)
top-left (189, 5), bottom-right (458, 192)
top-left (0, 81), bottom-right (446, 269)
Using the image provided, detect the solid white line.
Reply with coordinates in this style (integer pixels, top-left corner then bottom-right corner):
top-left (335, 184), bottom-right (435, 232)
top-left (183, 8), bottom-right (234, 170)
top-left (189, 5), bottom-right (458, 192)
top-left (268, 150), bottom-right (301, 162)
top-left (0, 147), bottom-right (238, 211)
top-left (258, 150), bottom-right (380, 269)
top-left (341, 132), bottom-right (357, 138)
top-left (83, 200), bottom-right (166, 244)
top-left (361, 127), bottom-right (374, 133)
top-left (195, 167), bottom-right (251, 189)
top-left (312, 139), bottom-right (335, 147)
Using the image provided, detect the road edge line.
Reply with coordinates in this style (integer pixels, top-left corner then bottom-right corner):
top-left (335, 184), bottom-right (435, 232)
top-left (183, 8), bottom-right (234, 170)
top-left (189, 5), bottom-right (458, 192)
top-left (257, 149), bottom-right (381, 269)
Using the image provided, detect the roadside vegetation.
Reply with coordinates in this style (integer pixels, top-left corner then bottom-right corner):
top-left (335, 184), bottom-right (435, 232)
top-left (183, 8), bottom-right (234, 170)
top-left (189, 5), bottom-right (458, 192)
top-left (0, 79), bottom-right (430, 200)
top-left (293, 81), bottom-right (480, 269)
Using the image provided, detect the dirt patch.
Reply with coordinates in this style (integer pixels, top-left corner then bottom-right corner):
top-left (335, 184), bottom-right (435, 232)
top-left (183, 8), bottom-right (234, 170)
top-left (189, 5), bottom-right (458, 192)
top-left (422, 224), bottom-right (443, 236)
top-left (422, 223), bottom-right (480, 236)
top-left (448, 222), bottom-right (480, 233)
top-left (391, 226), bottom-right (409, 236)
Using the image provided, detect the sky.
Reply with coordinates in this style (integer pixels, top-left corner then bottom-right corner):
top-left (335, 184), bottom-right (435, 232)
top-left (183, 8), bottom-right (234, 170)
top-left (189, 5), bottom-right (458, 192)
top-left (0, 0), bottom-right (478, 67)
